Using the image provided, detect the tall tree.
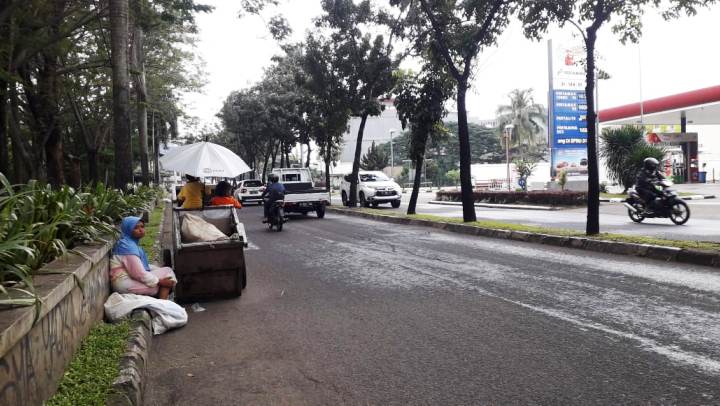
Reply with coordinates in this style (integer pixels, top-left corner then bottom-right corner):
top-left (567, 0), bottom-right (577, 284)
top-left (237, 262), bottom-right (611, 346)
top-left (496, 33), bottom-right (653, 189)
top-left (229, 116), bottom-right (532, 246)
top-left (391, 0), bottom-right (526, 222)
top-left (301, 34), bottom-right (352, 192)
top-left (319, 0), bottom-right (399, 207)
top-left (110, 0), bottom-right (132, 188)
top-left (522, 0), bottom-right (717, 235)
top-left (131, 0), bottom-right (150, 185)
top-left (394, 66), bottom-right (454, 215)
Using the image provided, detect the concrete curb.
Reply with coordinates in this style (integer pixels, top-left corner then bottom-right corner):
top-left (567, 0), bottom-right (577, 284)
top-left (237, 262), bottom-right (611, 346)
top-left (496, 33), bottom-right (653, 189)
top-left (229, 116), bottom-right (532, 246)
top-left (327, 207), bottom-right (720, 269)
top-left (429, 200), bottom-right (563, 211)
top-left (107, 310), bottom-right (152, 406)
top-left (600, 195), bottom-right (716, 203)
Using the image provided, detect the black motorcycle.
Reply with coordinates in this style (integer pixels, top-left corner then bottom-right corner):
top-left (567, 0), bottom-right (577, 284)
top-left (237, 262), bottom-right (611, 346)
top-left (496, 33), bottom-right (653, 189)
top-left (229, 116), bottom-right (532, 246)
top-left (266, 199), bottom-right (286, 232)
top-left (624, 180), bottom-right (690, 225)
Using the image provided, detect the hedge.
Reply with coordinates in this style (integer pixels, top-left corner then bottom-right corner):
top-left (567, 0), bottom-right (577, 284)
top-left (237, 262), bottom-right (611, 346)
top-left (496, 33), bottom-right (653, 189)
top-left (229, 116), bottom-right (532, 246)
top-left (435, 190), bottom-right (587, 206)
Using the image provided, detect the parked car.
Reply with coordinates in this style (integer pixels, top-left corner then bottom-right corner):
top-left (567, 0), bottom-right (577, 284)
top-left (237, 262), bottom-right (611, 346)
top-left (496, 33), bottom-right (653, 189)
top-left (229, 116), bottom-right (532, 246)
top-left (270, 168), bottom-right (330, 218)
top-left (341, 171), bottom-right (402, 208)
top-left (234, 179), bottom-right (265, 205)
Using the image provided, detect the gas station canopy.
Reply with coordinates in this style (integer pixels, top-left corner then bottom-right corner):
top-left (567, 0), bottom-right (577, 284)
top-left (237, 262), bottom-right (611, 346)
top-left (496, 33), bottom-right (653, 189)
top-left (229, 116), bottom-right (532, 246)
top-left (599, 85), bottom-right (720, 125)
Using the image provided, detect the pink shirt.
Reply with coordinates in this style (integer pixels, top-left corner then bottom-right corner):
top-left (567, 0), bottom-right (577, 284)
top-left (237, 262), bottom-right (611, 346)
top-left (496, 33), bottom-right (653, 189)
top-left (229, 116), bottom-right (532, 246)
top-left (110, 254), bottom-right (159, 287)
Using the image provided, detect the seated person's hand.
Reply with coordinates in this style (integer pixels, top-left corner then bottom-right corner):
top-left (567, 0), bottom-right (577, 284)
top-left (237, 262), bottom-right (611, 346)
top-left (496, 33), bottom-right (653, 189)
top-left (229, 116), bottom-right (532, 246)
top-left (158, 277), bottom-right (176, 287)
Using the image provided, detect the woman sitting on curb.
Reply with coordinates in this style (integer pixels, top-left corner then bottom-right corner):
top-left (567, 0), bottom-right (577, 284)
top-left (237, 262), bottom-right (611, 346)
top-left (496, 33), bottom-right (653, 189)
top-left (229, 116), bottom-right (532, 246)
top-left (110, 216), bottom-right (177, 300)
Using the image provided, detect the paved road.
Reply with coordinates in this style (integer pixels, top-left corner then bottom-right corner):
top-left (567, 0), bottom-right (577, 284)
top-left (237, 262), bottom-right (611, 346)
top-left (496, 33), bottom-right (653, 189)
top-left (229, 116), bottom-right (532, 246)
top-left (147, 207), bottom-right (720, 405)
top-left (332, 191), bottom-right (720, 243)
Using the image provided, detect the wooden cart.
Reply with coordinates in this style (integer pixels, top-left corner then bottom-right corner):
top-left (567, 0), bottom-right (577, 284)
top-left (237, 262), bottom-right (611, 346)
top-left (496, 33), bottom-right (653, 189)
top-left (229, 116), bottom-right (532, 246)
top-left (170, 206), bottom-right (248, 303)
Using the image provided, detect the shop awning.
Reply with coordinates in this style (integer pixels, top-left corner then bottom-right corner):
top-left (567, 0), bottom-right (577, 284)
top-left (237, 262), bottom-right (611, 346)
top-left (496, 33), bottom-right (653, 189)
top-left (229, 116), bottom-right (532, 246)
top-left (599, 85), bottom-right (720, 125)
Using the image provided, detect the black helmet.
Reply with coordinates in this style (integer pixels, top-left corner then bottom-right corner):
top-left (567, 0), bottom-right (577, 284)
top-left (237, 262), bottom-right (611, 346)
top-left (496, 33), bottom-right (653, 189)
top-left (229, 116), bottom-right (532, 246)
top-left (268, 173), bottom-right (279, 183)
top-left (643, 157), bottom-right (659, 171)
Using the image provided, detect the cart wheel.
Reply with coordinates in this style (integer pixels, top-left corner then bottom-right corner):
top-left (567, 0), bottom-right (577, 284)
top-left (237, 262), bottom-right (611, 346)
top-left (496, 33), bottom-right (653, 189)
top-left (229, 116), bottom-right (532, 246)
top-left (240, 267), bottom-right (247, 290)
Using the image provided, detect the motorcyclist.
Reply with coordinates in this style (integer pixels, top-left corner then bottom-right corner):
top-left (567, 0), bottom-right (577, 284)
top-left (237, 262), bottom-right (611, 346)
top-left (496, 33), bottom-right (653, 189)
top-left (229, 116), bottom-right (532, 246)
top-left (262, 173), bottom-right (285, 222)
top-left (635, 157), bottom-right (665, 215)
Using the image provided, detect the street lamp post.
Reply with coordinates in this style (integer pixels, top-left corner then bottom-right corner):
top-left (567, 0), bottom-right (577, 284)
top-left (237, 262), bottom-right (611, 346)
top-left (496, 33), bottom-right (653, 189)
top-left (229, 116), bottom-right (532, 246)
top-left (504, 124), bottom-right (514, 191)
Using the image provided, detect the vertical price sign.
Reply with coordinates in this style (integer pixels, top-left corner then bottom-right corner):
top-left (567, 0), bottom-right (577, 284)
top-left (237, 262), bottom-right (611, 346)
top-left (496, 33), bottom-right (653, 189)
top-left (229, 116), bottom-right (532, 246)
top-left (548, 40), bottom-right (588, 179)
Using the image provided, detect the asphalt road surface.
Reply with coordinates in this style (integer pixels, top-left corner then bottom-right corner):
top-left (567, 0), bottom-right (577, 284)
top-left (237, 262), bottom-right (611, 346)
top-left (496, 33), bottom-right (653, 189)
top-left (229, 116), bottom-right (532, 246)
top-left (332, 191), bottom-right (720, 243)
top-left (147, 206), bottom-right (720, 405)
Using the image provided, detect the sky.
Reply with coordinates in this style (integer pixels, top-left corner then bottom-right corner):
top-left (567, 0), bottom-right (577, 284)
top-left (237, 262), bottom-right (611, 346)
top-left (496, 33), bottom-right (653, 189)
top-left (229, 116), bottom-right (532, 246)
top-left (180, 1), bottom-right (720, 138)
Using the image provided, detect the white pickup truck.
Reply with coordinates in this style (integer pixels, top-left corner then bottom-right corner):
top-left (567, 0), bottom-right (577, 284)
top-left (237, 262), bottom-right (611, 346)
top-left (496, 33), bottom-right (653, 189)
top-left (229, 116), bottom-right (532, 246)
top-left (271, 168), bottom-right (330, 218)
top-left (340, 170), bottom-right (402, 208)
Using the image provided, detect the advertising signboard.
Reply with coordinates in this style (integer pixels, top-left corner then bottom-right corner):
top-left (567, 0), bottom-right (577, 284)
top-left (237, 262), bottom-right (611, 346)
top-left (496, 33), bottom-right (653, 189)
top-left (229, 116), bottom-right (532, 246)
top-left (548, 40), bottom-right (588, 179)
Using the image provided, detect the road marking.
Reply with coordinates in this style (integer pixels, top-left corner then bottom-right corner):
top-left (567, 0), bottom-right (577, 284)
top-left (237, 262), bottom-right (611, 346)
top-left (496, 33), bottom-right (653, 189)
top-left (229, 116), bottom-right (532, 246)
top-left (245, 242), bottom-right (260, 250)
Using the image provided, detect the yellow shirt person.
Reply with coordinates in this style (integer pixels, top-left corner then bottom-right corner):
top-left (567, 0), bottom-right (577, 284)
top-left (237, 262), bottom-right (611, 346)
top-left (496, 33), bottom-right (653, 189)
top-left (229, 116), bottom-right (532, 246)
top-left (177, 175), bottom-right (204, 209)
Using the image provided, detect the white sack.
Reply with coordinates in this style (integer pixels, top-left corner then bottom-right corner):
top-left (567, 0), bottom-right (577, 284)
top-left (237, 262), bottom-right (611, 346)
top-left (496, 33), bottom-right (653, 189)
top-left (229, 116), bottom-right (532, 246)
top-left (104, 292), bottom-right (188, 335)
top-left (180, 213), bottom-right (229, 243)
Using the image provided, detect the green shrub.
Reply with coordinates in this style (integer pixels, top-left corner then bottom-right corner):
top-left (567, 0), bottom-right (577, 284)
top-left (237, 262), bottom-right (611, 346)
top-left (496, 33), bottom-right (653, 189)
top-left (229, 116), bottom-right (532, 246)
top-left (0, 173), bottom-right (159, 307)
top-left (435, 190), bottom-right (587, 206)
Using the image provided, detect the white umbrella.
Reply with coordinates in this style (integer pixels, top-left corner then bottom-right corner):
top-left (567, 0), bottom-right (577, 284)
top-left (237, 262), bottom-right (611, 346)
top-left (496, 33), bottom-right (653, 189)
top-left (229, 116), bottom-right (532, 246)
top-left (159, 141), bottom-right (252, 178)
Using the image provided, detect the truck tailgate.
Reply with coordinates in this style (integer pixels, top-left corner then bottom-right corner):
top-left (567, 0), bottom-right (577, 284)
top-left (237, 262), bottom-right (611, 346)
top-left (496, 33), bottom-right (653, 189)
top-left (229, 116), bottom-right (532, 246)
top-left (284, 192), bottom-right (330, 203)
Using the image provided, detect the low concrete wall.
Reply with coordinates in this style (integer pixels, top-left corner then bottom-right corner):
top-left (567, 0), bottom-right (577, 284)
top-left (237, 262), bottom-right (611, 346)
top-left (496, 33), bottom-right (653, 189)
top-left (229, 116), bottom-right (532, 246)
top-left (0, 240), bottom-right (113, 405)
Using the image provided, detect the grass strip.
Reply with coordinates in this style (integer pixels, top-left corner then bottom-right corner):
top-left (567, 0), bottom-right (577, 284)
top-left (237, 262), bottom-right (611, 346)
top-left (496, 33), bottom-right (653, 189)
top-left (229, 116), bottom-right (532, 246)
top-left (47, 321), bottom-right (130, 406)
top-left (354, 208), bottom-right (720, 251)
top-left (139, 206), bottom-right (164, 262)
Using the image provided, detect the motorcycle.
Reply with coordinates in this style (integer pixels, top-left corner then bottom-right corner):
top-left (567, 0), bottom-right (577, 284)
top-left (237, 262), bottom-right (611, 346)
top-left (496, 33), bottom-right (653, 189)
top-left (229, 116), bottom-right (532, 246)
top-left (265, 199), bottom-right (286, 232)
top-left (624, 180), bottom-right (690, 225)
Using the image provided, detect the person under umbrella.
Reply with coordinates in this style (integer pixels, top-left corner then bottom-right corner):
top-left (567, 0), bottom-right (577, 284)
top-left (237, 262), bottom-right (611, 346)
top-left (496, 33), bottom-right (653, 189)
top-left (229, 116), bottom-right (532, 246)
top-left (209, 181), bottom-right (242, 208)
top-left (177, 174), bottom-right (203, 209)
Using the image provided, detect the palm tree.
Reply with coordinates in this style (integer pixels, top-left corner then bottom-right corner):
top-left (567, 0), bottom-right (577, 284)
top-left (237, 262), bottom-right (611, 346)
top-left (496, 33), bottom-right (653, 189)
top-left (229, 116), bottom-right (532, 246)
top-left (599, 126), bottom-right (644, 193)
top-left (495, 89), bottom-right (547, 158)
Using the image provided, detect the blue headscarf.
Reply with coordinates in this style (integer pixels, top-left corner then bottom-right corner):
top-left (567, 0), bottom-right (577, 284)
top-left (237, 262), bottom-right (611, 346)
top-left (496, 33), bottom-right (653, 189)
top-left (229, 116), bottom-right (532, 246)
top-left (113, 216), bottom-right (150, 271)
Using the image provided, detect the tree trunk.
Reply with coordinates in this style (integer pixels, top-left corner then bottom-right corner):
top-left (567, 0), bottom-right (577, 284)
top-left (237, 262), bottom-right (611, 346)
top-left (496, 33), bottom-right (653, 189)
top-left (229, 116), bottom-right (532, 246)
top-left (456, 81), bottom-right (477, 222)
top-left (39, 50), bottom-right (65, 187)
top-left (153, 123), bottom-right (160, 185)
top-left (132, 20), bottom-right (149, 186)
top-left (585, 29), bottom-right (600, 235)
top-left (8, 86), bottom-right (32, 182)
top-left (305, 142), bottom-right (311, 167)
top-left (407, 157), bottom-right (424, 215)
top-left (110, 0), bottom-right (133, 189)
top-left (88, 148), bottom-right (99, 183)
top-left (325, 146), bottom-right (331, 198)
top-left (279, 142), bottom-right (285, 168)
top-left (271, 141), bottom-right (279, 169)
top-left (261, 142), bottom-right (271, 182)
top-left (348, 113), bottom-right (369, 207)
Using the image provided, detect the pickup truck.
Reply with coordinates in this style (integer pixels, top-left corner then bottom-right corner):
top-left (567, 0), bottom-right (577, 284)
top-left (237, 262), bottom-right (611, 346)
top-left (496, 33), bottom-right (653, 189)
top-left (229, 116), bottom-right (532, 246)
top-left (340, 170), bottom-right (402, 208)
top-left (271, 168), bottom-right (330, 218)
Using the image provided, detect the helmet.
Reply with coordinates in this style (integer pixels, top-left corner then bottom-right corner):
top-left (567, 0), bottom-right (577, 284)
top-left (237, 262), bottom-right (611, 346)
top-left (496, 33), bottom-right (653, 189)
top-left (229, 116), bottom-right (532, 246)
top-left (268, 174), bottom-right (279, 183)
top-left (643, 157), bottom-right (659, 171)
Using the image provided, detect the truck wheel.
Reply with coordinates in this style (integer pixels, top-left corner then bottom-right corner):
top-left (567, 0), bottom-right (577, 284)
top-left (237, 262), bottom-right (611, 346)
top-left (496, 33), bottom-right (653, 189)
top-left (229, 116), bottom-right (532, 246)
top-left (341, 191), bottom-right (348, 206)
top-left (391, 200), bottom-right (401, 208)
top-left (316, 205), bottom-right (326, 218)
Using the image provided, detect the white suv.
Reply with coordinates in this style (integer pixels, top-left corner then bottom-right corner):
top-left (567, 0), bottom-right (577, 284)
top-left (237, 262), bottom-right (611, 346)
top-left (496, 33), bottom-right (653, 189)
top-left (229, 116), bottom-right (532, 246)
top-left (341, 171), bottom-right (402, 208)
top-left (234, 179), bottom-right (265, 205)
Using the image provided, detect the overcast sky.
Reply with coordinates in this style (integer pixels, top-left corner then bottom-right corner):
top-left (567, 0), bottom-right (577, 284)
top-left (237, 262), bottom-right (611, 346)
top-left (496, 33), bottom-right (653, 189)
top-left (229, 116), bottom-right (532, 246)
top-left (180, 1), bottom-right (720, 134)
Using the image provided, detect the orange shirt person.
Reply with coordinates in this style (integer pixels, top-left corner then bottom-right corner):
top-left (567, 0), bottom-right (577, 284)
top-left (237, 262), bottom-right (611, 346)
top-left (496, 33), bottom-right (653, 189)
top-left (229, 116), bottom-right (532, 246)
top-left (209, 181), bottom-right (242, 209)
